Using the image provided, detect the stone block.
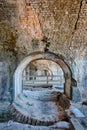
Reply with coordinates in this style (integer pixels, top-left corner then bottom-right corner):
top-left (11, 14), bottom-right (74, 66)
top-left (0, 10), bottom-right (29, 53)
top-left (69, 106), bottom-right (85, 118)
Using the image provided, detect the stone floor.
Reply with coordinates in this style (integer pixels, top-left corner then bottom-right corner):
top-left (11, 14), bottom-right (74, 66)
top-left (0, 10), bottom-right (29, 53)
top-left (0, 87), bottom-right (70, 130)
top-left (2, 87), bottom-right (87, 130)
top-left (1, 101), bottom-right (87, 130)
top-left (0, 101), bottom-right (70, 130)
top-left (12, 93), bottom-right (66, 125)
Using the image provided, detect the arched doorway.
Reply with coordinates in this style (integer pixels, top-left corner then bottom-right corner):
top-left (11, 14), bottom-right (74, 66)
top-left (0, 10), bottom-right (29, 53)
top-left (14, 52), bottom-right (71, 100)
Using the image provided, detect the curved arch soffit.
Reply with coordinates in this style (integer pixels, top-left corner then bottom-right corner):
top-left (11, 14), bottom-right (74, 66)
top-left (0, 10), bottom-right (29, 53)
top-left (36, 67), bottom-right (52, 75)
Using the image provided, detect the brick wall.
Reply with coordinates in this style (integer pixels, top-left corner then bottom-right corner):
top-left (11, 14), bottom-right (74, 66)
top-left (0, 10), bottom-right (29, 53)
top-left (0, 0), bottom-right (87, 101)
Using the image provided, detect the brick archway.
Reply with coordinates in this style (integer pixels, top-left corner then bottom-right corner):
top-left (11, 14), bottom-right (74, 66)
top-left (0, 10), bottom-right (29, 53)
top-left (14, 52), bottom-right (71, 100)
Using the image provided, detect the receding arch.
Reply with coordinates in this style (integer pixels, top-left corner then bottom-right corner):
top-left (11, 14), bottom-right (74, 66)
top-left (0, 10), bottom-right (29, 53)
top-left (36, 67), bottom-right (53, 76)
top-left (14, 52), bottom-right (71, 100)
